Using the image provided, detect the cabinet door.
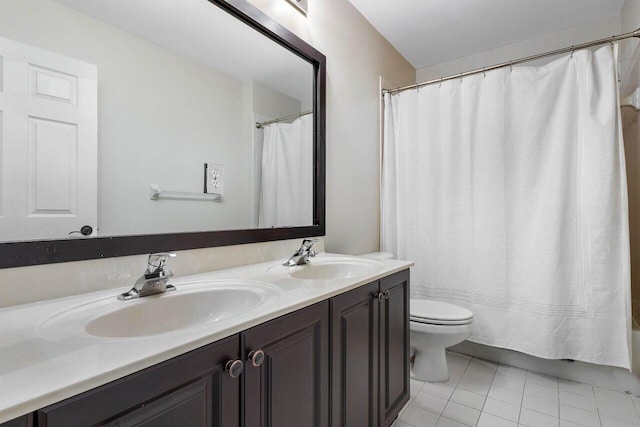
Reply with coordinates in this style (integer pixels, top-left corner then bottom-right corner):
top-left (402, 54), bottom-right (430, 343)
top-left (244, 301), bottom-right (329, 427)
top-left (330, 280), bottom-right (380, 427)
top-left (38, 334), bottom-right (241, 427)
top-left (0, 415), bottom-right (33, 427)
top-left (379, 270), bottom-right (410, 427)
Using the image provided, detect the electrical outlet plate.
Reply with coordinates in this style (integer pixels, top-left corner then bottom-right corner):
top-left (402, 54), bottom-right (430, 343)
top-left (205, 163), bottom-right (224, 196)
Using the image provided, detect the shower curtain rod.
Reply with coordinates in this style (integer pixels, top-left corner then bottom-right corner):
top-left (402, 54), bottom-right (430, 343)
top-left (383, 27), bottom-right (640, 95)
top-left (255, 110), bottom-right (312, 128)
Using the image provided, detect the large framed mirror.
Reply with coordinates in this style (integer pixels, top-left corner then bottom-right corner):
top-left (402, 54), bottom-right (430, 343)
top-left (0, 0), bottom-right (325, 268)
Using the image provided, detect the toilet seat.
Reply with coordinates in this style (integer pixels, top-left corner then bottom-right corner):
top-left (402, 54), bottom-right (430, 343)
top-left (410, 299), bottom-right (473, 326)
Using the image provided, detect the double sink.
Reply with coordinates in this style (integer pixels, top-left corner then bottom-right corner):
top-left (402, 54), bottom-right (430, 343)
top-left (38, 256), bottom-right (384, 339)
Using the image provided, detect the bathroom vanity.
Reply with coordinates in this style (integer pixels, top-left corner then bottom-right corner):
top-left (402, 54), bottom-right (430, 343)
top-left (0, 255), bottom-right (412, 426)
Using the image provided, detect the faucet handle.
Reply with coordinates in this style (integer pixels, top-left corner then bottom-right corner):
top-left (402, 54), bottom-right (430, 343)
top-left (147, 252), bottom-right (176, 273)
top-left (301, 238), bottom-right (319, 250)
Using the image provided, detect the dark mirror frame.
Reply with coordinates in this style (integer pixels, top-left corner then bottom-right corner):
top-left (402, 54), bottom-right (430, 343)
top-left (0, 0), bottom-right (326, 269)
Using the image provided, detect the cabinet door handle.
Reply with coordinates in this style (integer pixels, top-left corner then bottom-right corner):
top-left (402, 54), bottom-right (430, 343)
top-left (384, 290), bottom-right (390, 300)
top-left (225, 359), bottom-right (244, 378)
top-left (248, 349), bottom-right (265, 367)
top-left (374, 292), bottom-right (384, 302)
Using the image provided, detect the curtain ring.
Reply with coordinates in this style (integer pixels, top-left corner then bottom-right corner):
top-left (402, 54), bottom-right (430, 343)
top-left (459, 73), bottom-right (463, 84)
top-left (483, 67), bottom-right (487, 78)
top-left (439, 77), bottom-right (444, 88)
top-left (570, 46), bottom-right (575, 58)
top-left (509, 61), bottom-right (513, 72)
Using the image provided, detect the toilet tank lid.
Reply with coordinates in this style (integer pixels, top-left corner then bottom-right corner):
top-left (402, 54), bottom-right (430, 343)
top-left (410, 299), bottom-right (473, 322)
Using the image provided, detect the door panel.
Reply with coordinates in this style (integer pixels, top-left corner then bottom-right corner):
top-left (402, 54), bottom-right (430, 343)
top-left (38, 334), bottom-right (240, 427)
top-left (244, 301), bottom-right (328, 427)
top-left (0, 35), bottom-right (97, 240)
top-left (0, 414), bottom-right (33, 427)
top-left (330, 281), bottom-right (380, 427)
top-left (379, 270), bottom-right (410, 426)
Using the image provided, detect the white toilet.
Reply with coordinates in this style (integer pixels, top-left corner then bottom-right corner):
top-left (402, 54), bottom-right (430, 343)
top-left (410, 299), bottom-right (473, 382)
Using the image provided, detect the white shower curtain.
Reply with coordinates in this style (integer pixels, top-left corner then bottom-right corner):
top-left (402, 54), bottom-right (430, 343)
top-left (259, 114), bottom-right (313, 228)
top-left (383, 46), bottom-right (632, 368)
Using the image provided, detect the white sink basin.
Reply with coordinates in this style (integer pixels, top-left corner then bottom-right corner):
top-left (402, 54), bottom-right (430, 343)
top-left (288, 258), bottom-right (384, 280)
top-left (39, 280), bottom-right (280, 340)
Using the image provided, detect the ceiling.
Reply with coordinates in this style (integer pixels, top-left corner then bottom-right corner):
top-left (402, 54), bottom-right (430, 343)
top-left (347, 0), bottom-right (625, 69)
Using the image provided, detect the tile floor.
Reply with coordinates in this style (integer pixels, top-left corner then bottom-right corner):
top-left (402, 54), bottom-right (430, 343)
top-left (392, 352), bottom-right (640, 427)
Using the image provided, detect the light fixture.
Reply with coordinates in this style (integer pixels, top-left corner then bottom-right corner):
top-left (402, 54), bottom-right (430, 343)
top-left (285, 0), bottom-right (308, 16)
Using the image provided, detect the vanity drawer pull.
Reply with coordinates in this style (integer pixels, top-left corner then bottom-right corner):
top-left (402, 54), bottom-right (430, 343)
top-left (225, 359), bottom-right (244, 378)
top-left (248, 350), bottom-right (265, 367)
top-left (384, 290), bottom-right (390, 300)
top-left (374, 292), bottom-right (384, 302)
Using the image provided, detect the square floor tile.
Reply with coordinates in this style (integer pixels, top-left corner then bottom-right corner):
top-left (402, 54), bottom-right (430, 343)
top-left (442, 401), bottom-right (481, 426)
top-left (443, 373), bottom-right (463, 387)
top-left (458, 376), bottom-right (491, 396)
top-left (413, 390), bottom-right (448, 415)
top-left (524, 381), bottom-right (559, 402)
top-left (477, 412), bottom-right (518, 427)
top-left (447, 351), bottom-right (472, 365)
top-left (558, 390), bottom-right (597, 413)
top-left (465, 359), bottom-right (497, 381)
top-left (519, 407), bottom-right (560, 427)
top-left (492, 372), bottom-right (526, 392)
top-left (598, 399), bottom-right (640, 424)
top-left (595, 388), bottom-right (633, 406)
top-left (411, 378), bottom-right (425, 397)
top-left (399, 404), bottom-right (440, 427)
top-left (450, 388), bottom-right (486, 410)
top-left (449, 361), bottom-right (469, 376)
top-left (488, 385), bottom-right (524, 407)
top-left (435, 416), bottom-right (469, 427)
top-left (559, 405), bottom-right (600, 427)
top-left (497, 364), bottom-right (527, 380)
top-left (526, 371), bottom-right (559, 388)
top-left (630, 395), bottom-right (640, 415)
top-left (522, 393), bottom-right (559, 417)
top-left (391, 420), bottom-right (414, 427)
top-left (422, 381), bottom-right (455, 399)
top-left (482, 397), bottom-right (521, 422)
top-left (558, 379), bottom-right (594, 397)
top-left (600, 414), bottom-right (640, 427)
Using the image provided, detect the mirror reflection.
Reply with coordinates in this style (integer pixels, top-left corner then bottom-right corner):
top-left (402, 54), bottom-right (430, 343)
top-left (0, 0), bottom-right (314, 242)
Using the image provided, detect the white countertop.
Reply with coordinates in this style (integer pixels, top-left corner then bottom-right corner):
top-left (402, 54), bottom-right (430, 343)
top-left (0, 253), bottom-right (412, 423)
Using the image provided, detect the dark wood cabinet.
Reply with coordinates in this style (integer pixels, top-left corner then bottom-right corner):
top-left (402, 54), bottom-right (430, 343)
top-left (330, 270), bottom-right (410, 427)
top-left (0, 415), bottom-right (33, 427)
top-left (330, 281), bottom-right (380, 427)
top-left (6, 270), bottom-right (409, 427)
top-left (38, 334), bottom-right (241, 427)
top-left (379, 270), bottom-right (410, 426)
top-left (244, 300), bottom-right (329, 427)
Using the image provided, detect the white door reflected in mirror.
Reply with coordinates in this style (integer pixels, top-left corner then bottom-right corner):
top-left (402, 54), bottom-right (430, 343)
top-left (0, 36), bottom-right (97, 240)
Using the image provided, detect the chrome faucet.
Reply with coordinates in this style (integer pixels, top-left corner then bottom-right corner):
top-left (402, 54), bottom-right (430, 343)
top-left (284, 238), bottom-right (319, 266)
top-left (118, 252), bottom-right (177, 300)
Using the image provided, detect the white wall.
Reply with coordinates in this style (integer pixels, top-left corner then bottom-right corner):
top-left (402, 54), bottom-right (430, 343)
top-left (0, 0), bottom-right (255, 236)
top-left (245, 0), bottom-right (416, 255)
top-left (416, 16), bottom-right (621, 82)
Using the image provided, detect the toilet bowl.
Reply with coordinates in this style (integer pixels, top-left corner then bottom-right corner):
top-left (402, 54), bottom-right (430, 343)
top-left (410, 299), bottom-right (473, 382)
